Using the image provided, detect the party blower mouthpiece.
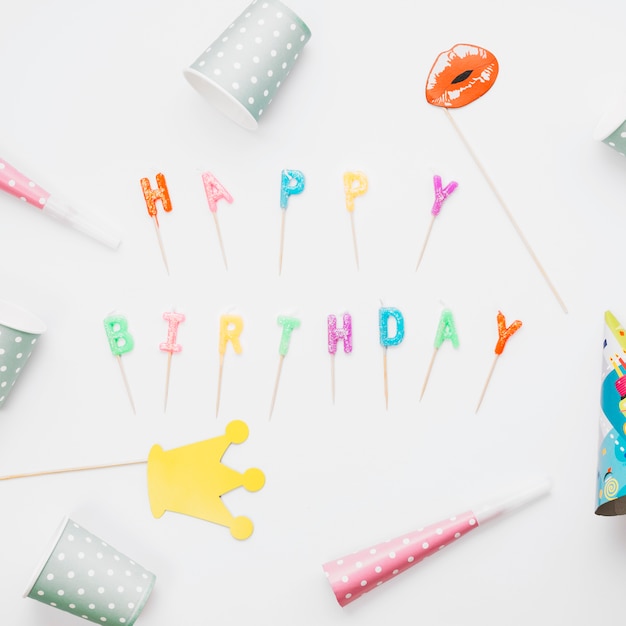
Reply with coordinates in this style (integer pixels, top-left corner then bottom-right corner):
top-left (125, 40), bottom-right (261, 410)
top-left (0, 158), bottom-right (122, 249)
top-left (322, 477), bottom-right (551, 607)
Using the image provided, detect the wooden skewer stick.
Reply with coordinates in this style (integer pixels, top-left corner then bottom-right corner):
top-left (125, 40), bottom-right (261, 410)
top-left (153, 217), bottom-right (170, 275)
top-left (164, 351), bottom-right (173, 412)
top-left (117, 355), bottom-right (136, 414)
top-left (350, 211), bottom-right (359, 270)
top-left (420, 348), bottom-right (438, 401)
top-left (383, 347), bottom-right (389, 410)
top-left (0, 459), bottom-right (147, 482)
top-left (212, 212), bottom-right (228, 270)
top-left (330, 354), bottom-right (336, 404)
top-left (475, 354), bottom-right (499, 413)
top-left (444, 108), bottom-right (567, 314)
top-left (269, 355), bottom-right (284, 419)
top-left (216, 352), bottom-right (225, 417)
top-left (278, 210), bottom-right (287, 275)
top-left (415, 215), bottom-right (436, 272)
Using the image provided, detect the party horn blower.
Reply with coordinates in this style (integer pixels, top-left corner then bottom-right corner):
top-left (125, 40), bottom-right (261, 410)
top-left (475, 310), bottom-right (522, 413)
top-left (140, 173), bottom-right (172, 274)
top-left (425, 44), bottom-right (567, 313)
top-left (278, 169), bottom-right (305, 275)
top-left (322, 477), bottom-right (551, 607)
top-left (269, 315), bottom-right (300, 419)
top-left (24, 517), bottom-right (155, 625)
top-left (328, 313), bottom-right (352, 403)
top-left (415, 174), bottom-right (458, 272)
top-left (343, 171), bottom-right (368, 270)
top-left (0, 157), bottom-right (121, 249)
top-left (160, 310), bottom-right (185, 412)
top-left (103, 314), bottom-right (137, 413)
top-left (596, 311), bottom-right (626, 515)
top-left (183, 0), bottom-right (311, 130)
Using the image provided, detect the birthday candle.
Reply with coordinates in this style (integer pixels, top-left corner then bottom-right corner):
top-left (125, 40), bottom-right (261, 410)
top-left (379, 307), bottom-right (405, 410)
top-left (216, 314), bottom-right (244, 417)
top-left (420, 308), bottom-right (459, 400)
top-left (343, 171), bottom-right (368, 270)
top-left (201, 171), bottom-right (233, 269)
top-left (415, 175), bottom-right (458, 272)
top-left (103, 314), bottom-right (136, 413)
top-left (159, 311), bottom-right (185, 412)
top-left (269, 316), bottom-right (301, 418)
top-left (140, 173), bottom-right (172, 274)
top-left (476, 310), bottom-right (522, 412)
top-left (278, 169), bottom-right (305, 275)
top-left (328, 313), bottom-right (353, 403)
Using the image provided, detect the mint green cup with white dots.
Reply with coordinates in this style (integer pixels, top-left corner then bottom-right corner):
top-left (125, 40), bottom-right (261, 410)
top-left (183, 0), bottom-right (311, 130)
top-left (24, 518), bottom-right (156, 625)
top-left (595, 91), bottom-right (626, 155)
top-left (0, 299), bottom-right (45, 408)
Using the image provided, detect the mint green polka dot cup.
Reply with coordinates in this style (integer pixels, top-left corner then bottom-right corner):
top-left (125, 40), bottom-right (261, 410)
top-left (0, 299), bottom-right (45, 408)
top-left (183, 0), bottom-right (311, 129)
top-left (595, 91), bottom-right (626, 155)
top-left (24, 518), bottom-right (156, 625)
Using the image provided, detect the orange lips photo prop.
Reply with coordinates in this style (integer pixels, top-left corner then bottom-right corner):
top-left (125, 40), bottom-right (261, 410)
top-left (425, 43), bottom-right (499, 108)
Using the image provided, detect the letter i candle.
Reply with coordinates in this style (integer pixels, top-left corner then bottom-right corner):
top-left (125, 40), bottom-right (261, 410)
top-left (216, 314), bottom-right (244, 417)
top-left (103, 314), bottom-right (136, 413)
top-left (425, 44), bottom-right (566, 313)
top-left (160, 311), bottom-right (185, 412)
top-left (269, 316), bottom-right (300, 419)
top-left (328, 313), bottom-right (352, 403)
top-left (379, 307), bottom-right (405, 410)
top-left (475, 310), bottom-right (522, 412)
top-left (322, 478), bottom-right (551, 607)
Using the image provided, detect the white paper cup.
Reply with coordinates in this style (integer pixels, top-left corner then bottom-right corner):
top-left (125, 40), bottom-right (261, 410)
top-left (24, 518), bottom-right (155, 625)
top-left (0, 299), bottom-right (45, 408)
top-left (183, 0), bottom-right (311, 129)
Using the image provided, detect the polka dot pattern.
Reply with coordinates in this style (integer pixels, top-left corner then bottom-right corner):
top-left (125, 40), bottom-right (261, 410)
top-left (26, 519), bottom-right (155, 626)
top-left (0, 158), bottom-right (50, 208)
top-left (0, 322), bottom-right (41, 407)
top-left (601, 119), bottom-right (626, 156)
top-left (185, 0), bottom-right (311, 128)
top-left (322, 510), bottom-right (478, 607)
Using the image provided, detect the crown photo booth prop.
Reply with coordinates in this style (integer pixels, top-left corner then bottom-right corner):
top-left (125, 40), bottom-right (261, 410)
top-left (147, 420), bottom-right (265, 540)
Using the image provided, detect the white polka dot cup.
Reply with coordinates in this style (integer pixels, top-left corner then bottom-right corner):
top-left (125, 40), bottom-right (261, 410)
top-left (24, 518), bottom-right (156, 625)
top-left (0, 299), bottom-right (45, 408)
top-left (183, 0), bottom-right (311, 130)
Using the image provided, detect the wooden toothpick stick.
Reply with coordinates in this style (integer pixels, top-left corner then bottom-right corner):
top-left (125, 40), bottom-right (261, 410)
top-left (415, 215), bottom-right (435, 273)
top-left (420, 348), bottom-right (438, 401)
top-left (269, 354), bottom-right (284, 419)
top-left (350, 211), bottom-right (359, 270)
top-left (475, 354), bottom-right (498, 413)
top-left (213, 212), bottom-right (228, 270)
top-left (153, 217), bottom-right (170, 275)
top-left (117, 355), bottom-right (136, 414)
top-left (216, 352), bottom-right (225, 417)
top-left (278, 209), bottom-right (287, 275)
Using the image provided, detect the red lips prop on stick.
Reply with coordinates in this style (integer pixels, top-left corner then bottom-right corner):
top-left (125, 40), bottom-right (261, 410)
top-left (425, 44), bottom-right (567, 313)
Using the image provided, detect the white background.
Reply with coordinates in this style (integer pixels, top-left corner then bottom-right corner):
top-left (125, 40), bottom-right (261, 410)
top-left (0, 0), bottom-right (624, 623)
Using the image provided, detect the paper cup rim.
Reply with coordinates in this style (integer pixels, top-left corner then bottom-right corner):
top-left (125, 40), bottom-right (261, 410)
top-left (184, 67), bottom-right (259, 130)
top-left (23, 516), bottom-right (71, 598)
top-left (594, 91), bottom-right (626, 141)
top-left (0, 300), bottom-right (46, 335)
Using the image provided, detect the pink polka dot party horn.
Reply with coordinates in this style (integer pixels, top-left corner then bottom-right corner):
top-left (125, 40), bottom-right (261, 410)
top-left (0, 299), bottom-right (46, 408)
top-left (322, 478), bottom-right (551, 607)
top-left (183, 0), bottom-right (311, 130)
top-left (24, 517), bottom-right (155, 625)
